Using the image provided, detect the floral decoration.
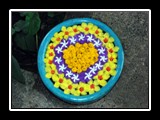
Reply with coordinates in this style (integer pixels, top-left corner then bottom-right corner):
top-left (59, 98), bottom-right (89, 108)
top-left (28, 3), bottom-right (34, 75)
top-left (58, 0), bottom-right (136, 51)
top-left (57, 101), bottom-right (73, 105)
top-left (44, 22), bottom-right (119, 96)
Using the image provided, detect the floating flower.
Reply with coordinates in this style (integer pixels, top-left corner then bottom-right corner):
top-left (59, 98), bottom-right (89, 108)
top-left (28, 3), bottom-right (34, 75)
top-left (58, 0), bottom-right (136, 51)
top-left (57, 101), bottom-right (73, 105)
top-left (63, 79), bottom-right (78, 95)
top-left (76, 82), bottom-right (88, 96)
top-left (103, 62), bottom-right (117, 76)
top-left (61, 26), bottom-right (72, 39)
top-left (72, 25), bottom-right (80, 35)
top-left (51, 32), bottom-right (63, 46)
top-left (45, 64), bottom-right (58, 79)
top-left (53, 74), bottom-right (66, 88)
top-left (44, 22), bottom-right (120, 96)
top-left (86, 80), bottom-right (100, 95)
top-left (93, 74), bottom-right (107, 87)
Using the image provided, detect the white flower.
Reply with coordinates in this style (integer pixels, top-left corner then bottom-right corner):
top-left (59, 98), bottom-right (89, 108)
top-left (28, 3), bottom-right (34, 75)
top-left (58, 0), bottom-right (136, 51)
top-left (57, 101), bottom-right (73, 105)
top-left (55, 56), bottom-right (62, 64)
top-left (59, 64), bottom-right (67, 72)
top-left (71, 74), bottom-right (79, 82)
top-left (87, 34), bottom-right (94, 42)
top-left (98, 47), bottom-right (105, 54)
top-left (95, 61), bottom-right (103, 70)
top-left (66, 70), bottom-right (73, 78)
top-left (100, 56), bottom-right (108, 62)
top-left (55, 46), bottom-right (62, 54)
top-left (93, 39), bottom-right (101, 47)
top-left (89, 66), bottom-right (97, 74)
top-left (69, 37), bottom-right (76, 44)
top-left (60, 40), bottom-right (68, 48)
top-left (84, 72), bottom-right (92, 80)
top-left (78, 34), bottom-right (85, 41)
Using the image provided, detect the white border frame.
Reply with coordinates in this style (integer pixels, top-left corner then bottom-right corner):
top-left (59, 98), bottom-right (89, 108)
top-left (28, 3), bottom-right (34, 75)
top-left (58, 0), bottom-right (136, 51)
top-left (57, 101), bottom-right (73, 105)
top-left (9, 9), bottom-right (151, 111)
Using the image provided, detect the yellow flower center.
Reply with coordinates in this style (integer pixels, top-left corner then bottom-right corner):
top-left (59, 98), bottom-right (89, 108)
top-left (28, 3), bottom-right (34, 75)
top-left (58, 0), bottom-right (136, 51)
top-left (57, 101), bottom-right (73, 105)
top-left (63, 42), bottom-right (99, 73)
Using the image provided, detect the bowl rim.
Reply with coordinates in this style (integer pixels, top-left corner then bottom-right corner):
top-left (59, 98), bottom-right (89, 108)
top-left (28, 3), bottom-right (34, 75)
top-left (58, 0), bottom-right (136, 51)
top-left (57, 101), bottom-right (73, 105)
top-left (38, 18), bottom-right (124, 104)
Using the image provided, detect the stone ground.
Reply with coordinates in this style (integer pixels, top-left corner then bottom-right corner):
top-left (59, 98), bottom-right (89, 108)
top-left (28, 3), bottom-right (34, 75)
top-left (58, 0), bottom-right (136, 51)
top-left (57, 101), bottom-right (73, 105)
top-left (11, 11), bottom-right (149, 109)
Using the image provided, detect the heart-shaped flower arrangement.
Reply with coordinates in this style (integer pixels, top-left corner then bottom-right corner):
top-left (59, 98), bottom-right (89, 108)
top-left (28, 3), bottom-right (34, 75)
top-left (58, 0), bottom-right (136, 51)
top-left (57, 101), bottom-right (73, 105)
top-left (38, 18), bottom-right (124, 103)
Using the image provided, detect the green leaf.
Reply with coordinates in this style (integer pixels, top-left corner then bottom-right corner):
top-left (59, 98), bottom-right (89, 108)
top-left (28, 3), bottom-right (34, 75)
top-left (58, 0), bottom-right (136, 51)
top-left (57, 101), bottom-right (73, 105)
top-left (14, 32), bottom-right (36, 51)
top-left (22, 12), bottom-right (41, 35)
top-left (48, 12), bottom-right (55, 17)
top-left (13, 20), bottom-right (27, 32)
top-left (12, 55), bottom-right (25, 84)
top-left (12, 28), bottom-right (16, 35)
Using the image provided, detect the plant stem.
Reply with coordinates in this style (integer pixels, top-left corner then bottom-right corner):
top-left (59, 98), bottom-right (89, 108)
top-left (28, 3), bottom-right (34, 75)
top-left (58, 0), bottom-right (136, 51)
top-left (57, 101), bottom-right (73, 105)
top-left (36, 33), bottom-right (38, 50)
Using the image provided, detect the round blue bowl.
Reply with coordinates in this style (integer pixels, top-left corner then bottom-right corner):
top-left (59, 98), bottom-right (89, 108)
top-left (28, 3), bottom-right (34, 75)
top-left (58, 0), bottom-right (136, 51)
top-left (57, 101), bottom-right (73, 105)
top-left (38, 18), bottom-right (124, 104)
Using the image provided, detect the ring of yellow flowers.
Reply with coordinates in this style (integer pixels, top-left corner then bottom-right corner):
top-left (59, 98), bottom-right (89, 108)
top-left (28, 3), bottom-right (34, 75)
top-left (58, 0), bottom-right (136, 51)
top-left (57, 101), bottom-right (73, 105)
top-left (44, 22), bottom-right (119, 96)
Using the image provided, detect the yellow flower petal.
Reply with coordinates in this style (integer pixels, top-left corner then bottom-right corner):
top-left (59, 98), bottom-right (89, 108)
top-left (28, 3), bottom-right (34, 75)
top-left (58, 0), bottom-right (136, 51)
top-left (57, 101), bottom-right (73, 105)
top-left (110, 70), bottom-right (117, 76)
top-left (88, 23), bottom-right (93, 28)
top-left (109, 63), bottom-right (117, 69)
top-left (51, 74), bottom-right (59, 82)
top-left (45, 66), bottom-right (51, 72)
top-left (81, 22), bottom-right (87, 28)
top-left (61, 26), bottom-right (66, 31)
top-left (45, 73), bottom-right (52, 78)
top-left (59, 74), bottom-right (64, 78)
top-left (54, 82), bottom-right (60, 88)
top-left (60, 83), bottom-right (68, 90)
top-left (89, 90), bottom-right (95, 95)
top-left (95, 86), bottom-right (100, 92)
top-left (109, 37), bottom-right (114, 42)
top-left (103, 74), bottom-right (110, 80)
top-left (113, 46), bottom-right (119, 52)
top-left (112, 53), bottom-right (118, 58)
top-left (99, 80), bottom-right (107, 87)
top-left (64, 89), bottom-right (70, 94)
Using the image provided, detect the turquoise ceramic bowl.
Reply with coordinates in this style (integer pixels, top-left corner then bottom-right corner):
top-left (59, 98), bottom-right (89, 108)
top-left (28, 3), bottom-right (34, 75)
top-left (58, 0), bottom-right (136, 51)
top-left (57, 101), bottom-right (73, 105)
top-left (38, 18), bottom-right (124, 104)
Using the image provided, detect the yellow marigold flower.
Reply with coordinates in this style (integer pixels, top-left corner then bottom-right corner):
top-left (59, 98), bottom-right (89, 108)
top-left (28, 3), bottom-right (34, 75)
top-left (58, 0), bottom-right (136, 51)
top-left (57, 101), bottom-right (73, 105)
top-left (72, 67), bottom-right (77, 73)
top-left (68, 64), bottom-right (73, 69)
top-left (88, 42), bottom-right (94, 48)
top-left (63, 54), bottom-right (69, 59)
top-left (77, 69), bottom-right (82, 74)
top-left (82, 66), bottom-right (87, 72)
top-left (75, 42), bottom-right (81, 48)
